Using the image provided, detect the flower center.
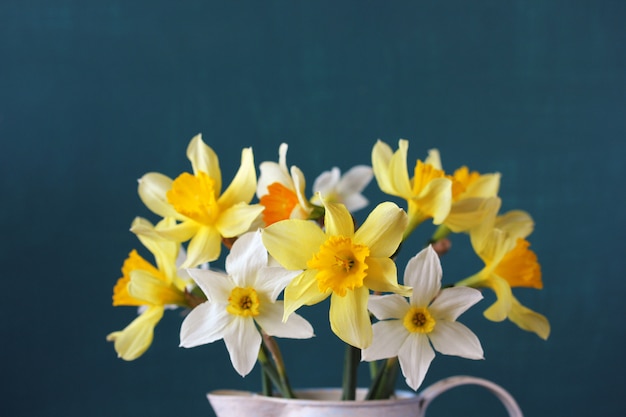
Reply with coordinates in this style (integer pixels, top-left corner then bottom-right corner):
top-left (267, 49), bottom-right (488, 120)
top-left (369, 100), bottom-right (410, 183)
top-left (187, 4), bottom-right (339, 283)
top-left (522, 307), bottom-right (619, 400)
top-left (113, 249), bottom-right (159, 306)
top-left (495, 238), bottom-right (543, 289)
top-left (307, 236), bottom-right (370, 297)
top-left (451, 166), bottom-right (481, 201)
top-left (259, 182), bottom-right (300, 226)
top-left (403, 306), bottom-right (436, 334)
top-left (411, 160), bottom-right (446, 195)
top-left (226, 287), bottom-right (261, 317)
top-left (166, 171), bottom-right (219, 225)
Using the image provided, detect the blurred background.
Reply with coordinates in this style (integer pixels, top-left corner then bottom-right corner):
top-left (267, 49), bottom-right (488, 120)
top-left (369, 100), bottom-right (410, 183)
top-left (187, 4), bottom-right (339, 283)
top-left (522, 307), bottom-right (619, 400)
top-left (1, 1), bottom-right (624, 416)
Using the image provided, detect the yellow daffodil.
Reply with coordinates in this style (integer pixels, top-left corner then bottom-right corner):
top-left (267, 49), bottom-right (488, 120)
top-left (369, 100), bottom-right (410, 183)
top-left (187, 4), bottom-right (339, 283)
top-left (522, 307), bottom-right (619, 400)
top-left (371, 139), bottom-right (452, 238)
top-left (425, 149), bottom-right (501, 234)
top-left (257, 143), bottom-right (314, 226)
top-left (262, 197), bottom-right (410, 349)
top-left (310, 165), bottom-right (373, 213)
top-left (137, 134), bottom-right (264, 268)
top-left (363, 246), bottom-right (484, 391)
top-left (456, 199), bottom-right (550, 339)
top-left (107, 217), bottom-right (191, 360)
top-left (180, 231), bottom-right (314, 377)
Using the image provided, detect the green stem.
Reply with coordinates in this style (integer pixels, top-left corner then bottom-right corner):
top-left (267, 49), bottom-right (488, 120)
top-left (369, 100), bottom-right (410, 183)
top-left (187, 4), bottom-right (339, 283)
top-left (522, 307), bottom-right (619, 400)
top-left (402, 213), bottom-right (426, 241)
top-left (429, 224), bottom-right (451, 244)
top-left (261, 367), bottom-right (272, 397)
top-left (368, 360), bottom-right (379, 383)
top-left (261, 333), bottom-right (295, 398)
top-left (258, 343), bottom-right (294, 398)
top-left (366, 357), bottom-right (399, 400)
top-left (341, 343), bottom-right (361, 400)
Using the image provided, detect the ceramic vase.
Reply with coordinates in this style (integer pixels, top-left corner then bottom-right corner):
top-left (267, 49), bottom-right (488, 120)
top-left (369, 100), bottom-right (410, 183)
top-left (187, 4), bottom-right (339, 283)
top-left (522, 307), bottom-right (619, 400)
top-left (207, 375), bottom-right (523, 417)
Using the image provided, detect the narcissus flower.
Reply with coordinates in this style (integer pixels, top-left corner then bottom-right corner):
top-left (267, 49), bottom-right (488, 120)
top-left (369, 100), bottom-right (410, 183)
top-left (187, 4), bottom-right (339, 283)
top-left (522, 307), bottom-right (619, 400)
top-left (425, 149), bottom-right (501, 234)
top-left (107, 217), bottom-right (191, 361)
top-left (371, 139), bottom-right (452, 238)
top-left (179, 231), bottom-right (314, 377)
top-left (257, 143), bottom-right (314, 226)
top-left (262, 197), bottom-right (410, 349)
top-left (457, 199), bottom-right (550, 339)
top-left (310, 165), bottom-right (373, 213)
top-left (362, 245), bottom-right (484, 390)
top-left (137, 134), bottom-right (264, 268)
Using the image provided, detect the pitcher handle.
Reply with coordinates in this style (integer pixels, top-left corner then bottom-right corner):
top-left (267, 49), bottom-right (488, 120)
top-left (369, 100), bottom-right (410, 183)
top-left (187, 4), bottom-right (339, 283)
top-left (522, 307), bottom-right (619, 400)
top-left (416, 375), bottom-right (523, 417)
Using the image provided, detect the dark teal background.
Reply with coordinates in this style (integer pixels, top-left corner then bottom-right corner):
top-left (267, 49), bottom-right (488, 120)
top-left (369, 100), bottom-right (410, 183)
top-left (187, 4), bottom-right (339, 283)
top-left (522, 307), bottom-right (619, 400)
top-left (2, 1), bottom-right (624, 416)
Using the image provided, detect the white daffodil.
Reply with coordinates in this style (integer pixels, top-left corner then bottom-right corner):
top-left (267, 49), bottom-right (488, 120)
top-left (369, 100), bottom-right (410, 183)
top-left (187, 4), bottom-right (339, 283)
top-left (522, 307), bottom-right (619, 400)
top-left (362, 245), bottom-right (484, 391)
top-left (179, 231), bottom-right (314, 377)
top-left (311, 165), bottom-right (373, 213)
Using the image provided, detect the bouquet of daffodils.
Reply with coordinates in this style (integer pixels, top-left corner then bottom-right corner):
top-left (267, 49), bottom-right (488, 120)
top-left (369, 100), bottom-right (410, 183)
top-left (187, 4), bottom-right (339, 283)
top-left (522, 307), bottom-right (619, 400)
top-left (107, 134), bottom-right (550, 400)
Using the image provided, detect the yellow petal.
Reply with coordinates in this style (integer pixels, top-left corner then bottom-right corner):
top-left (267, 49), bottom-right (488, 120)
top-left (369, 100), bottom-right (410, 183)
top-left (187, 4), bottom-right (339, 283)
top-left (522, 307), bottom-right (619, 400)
top-left (473, 228), bottom-right (511, 267)
top-left (329, 287), bottom-right (372, 348)
top-left (412, 177), bottom-right (452, 225)
top-left (464, 173), bottom-right (501, 198)
top-left (495, 210), bottom-right (535, 240)
top-left (219, 147), bottom-right (257, 208)
top-left (216, 202), bottom-right (264, 237)
top-left (322, 199), bottom-right (355, 237)
top-left (137, 172), bottom-right (181, 219)
top-left (354, 202), bottom-right (407, 257)
top-left (186, 134), bottom-right (221, 191)
top-left (469, 197), bottom-right (501, 253)
top-left (128, 270), bottom-right (186, 305)
top-left (388, 139), bottom-right (413, 197)
top-left (131, 217), bottom-right (179, 277)
top-left (262, 219), bottom-right (326, 270)
top-left (107, 306), bottom-right (164, 361)
top-left (283, 270), bottom-right (331, 319)
top-left (363, 257), bottom-right (412, 296)
top-left (149, 219), bottom-right (199, 244)
top-left (508, 297), bottom-right (551, 340)
top-left (181, 225), bottom-right (223, 267)
top-left (444, 197), bottom-right (493, 233)
top-left (482, 277), bottom-right (513, 322)
top-left (371, 139), bottom-right (397, 195)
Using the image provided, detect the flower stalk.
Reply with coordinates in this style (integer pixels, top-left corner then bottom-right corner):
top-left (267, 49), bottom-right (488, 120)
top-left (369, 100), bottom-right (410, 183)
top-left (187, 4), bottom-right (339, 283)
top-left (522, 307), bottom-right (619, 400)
top-left (366, 357), bottom-right (399, 400)
top-left (261, 332), bottom-right (295, 398)
top-left (258, 342), bottom-right (293, 398)
top-left (341, 343), bottom-right (361, 400)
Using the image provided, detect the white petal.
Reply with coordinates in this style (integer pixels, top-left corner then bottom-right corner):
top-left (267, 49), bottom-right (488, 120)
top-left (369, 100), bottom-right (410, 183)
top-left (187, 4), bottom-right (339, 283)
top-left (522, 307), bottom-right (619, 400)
top-left (222, 317), bottom-right (262, 377)
top-left (398, 333), bottom-right (435, 391)
top-left (405, 246), bottom-right (442, 306)
top-left (337, 165), bottom-right (373, 194)
top-left (186, 268), bottom-right (232, 303)
top-left (312, 167), bottom-right (340, 194)
top-left (368, 294), bottom-right (409, 320)
top-left (361, 320), bottom-right (407, 361)
top-left (291, 165), bottom-right (312, 213)
top-left (179, 302), bottom-right (230, 348)
top-left (340, 193), bottom-right (369, 212)
top-left (256, 302), bottom-right (314, 339)
top-left (424, 148), bottom-right (442, 170)
top-left (255, 267), bottom-right (301, 302)
top-left (256, 143), bottom-right (291, 197)
top-left (429, 321), bottom-right (484, 360)
top-left (225, 231), bottom-right (267, 287)
top-left (429, 286), bottom-right (483, 321)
